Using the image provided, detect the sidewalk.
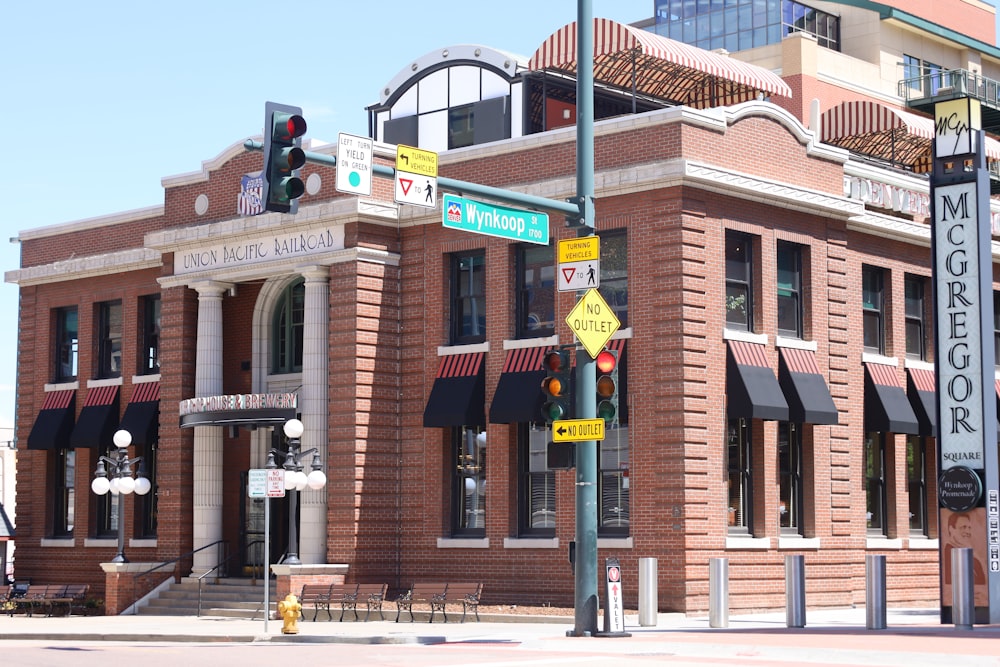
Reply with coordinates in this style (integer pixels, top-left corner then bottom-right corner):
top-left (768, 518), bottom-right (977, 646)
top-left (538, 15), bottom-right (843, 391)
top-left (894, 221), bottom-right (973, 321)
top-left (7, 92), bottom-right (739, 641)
top-left (0, 606), bottom-right (993, 644)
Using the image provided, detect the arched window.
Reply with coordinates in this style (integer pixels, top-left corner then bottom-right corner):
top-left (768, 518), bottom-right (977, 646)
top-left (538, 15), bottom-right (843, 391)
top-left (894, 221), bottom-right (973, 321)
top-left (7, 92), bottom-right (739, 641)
top-left (272, 279), bottom-right (304, 374)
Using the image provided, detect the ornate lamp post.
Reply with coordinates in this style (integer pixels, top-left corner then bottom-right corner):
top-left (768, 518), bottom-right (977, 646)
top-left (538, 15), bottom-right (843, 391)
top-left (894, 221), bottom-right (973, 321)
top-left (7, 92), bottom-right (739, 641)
top-left (91, 429), bottom-right (151, 563)
top-left (266, 418), bottom-right (326, 565)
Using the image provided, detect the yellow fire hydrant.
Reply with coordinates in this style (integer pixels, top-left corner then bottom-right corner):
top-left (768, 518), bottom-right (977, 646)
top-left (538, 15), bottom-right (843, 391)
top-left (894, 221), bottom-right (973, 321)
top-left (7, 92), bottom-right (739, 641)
top-left (277, 593), bottom-right (302, 634)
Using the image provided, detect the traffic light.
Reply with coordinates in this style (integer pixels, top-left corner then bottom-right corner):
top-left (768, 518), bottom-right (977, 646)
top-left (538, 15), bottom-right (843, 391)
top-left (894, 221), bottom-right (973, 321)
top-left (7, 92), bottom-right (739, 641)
top-left (541, 349), bottom-right (572, 423)
top-left (596, 347), bottom-right (619, 424)
top-left (262, 102), bottom-right (307, 214)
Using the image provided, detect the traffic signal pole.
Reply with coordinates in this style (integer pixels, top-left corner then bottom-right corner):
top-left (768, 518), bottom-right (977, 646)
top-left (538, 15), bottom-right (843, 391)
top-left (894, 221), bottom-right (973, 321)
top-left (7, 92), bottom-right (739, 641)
top-left (246, 0), bottom-right (598, 636)
top-left (571, 0), bottom-right (599, 637)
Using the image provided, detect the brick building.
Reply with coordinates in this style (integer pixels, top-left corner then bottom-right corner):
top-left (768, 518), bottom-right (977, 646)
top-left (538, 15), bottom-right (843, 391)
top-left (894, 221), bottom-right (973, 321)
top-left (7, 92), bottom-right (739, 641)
top-left (7, 2), bottom-right (1000, 614)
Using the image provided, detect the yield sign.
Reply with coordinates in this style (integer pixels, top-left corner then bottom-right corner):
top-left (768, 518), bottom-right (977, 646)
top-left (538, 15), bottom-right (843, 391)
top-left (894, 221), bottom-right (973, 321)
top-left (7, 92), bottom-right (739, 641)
top-left (558, 259), bottom-right (600, 291)
top-left (394, 172), bottom-right (437, 209)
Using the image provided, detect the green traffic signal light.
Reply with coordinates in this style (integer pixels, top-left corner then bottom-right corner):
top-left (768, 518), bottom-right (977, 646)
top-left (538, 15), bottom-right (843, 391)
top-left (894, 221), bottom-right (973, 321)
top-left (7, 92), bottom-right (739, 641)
top-left (262, 102), bottom-right (308, 214)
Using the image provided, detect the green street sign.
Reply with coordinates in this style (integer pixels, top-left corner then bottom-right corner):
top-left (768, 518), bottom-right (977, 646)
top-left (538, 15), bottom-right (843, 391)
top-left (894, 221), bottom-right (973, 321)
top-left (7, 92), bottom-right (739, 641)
top-left (443, 194), bottom-right (549, 245)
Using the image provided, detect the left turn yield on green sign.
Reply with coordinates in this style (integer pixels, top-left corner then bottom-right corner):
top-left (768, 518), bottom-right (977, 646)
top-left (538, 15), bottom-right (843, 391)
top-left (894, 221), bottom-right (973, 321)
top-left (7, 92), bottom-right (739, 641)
top-left (336, 133), bottom-right (373, 196)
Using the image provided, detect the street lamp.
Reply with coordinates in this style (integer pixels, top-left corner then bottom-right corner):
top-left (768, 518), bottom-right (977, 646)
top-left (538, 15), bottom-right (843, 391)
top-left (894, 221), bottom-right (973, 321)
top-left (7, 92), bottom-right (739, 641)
top-left (266, 418), bottom-right (326, 566)
top-left (91, 429), bottom-right (151, 563)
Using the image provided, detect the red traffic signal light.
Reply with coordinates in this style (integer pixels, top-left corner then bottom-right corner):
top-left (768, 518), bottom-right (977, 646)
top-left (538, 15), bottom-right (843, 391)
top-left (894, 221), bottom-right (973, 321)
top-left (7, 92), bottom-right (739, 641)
top-left (596, 348), bottom-right (618, 423)
top-left (262, 102), bottom-right (308, 214)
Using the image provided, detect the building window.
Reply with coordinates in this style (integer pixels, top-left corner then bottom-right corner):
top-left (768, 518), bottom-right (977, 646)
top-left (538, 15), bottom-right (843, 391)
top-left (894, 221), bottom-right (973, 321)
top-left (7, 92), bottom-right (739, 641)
top-left (94, 444), bottom-right (116, 538)
top-left (599, 423), bottom-right (630, 535)
top-left (903, 54), bottom-right (921, 90)
top-left (272, 279), bottom-right (304, 374)
top-left (516, 245), bottom-right (555, 338)
top-left (142, 295), bottom-right (161, 375)
top-left (906, 435), bottom-right (927, 536)
top-left (776, 241), bottom-right (802, 338)
top-left (448, 104), bottom-right (475, 149)
top-left (519, 423), bottom-right (555, 535)
top-left (53, 449), bottom-right (75, 537)
top-left (451, 252), bottom-right (486, 345)
top-left (778, 422), bottom-right (803, 535)
top-left (55, 307), bottom-right (78, 382)
top-left (137, 439), bottom-right (158, 537)
top-left (725, 231), bottom-right (753, 332)
top-left (904, 275), bottom-right (927, 360)
top-left (862, 266), bottom-right (885, 354)
top-left (97, 300), bottom-right (123, 379)
top-left (598, 230), bottom-right (628, 328)
top-left (453, 427), bottom-right (486, 536)
top-left (865, 432), bottom-right (887, 536)
top-left (727, 417), bottom-right (752, 533)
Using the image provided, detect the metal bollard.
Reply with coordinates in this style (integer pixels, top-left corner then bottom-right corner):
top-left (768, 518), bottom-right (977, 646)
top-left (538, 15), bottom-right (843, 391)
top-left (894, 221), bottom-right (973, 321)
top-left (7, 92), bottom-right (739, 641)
top-left (785, 554), bottom-right (806, 628)
top-left (865, 554), bottom-right (886, 630)
top-left (952, 547), bottom-right (975, 630)
top-left (709, 557), bottom-right (729, 628)
top-left (638, 557), bottom-right (658, 627)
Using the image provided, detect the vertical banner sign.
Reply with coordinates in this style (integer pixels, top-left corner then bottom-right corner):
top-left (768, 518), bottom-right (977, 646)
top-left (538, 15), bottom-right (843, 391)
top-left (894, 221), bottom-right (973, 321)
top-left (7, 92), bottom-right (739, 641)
top-left (931, 97), bottom-right (1000, 624)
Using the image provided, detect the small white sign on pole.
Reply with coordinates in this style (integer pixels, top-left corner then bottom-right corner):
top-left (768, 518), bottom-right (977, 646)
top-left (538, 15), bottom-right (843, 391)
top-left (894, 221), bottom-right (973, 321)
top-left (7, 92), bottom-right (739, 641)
top-left (336, 133), bottom-right (373, 196)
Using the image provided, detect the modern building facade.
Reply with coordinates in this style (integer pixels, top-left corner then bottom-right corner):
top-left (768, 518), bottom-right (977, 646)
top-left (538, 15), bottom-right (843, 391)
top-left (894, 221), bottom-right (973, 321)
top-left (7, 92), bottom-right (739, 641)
top-left (7, 1), bottom-right (1000, 614)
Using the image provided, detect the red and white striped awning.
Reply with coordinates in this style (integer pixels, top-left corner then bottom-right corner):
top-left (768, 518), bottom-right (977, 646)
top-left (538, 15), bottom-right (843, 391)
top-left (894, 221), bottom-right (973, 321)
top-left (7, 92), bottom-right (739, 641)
top-left (821, 100), bottom-right (1000, 171)
top-left (528, 18), bottom-right (792, 108)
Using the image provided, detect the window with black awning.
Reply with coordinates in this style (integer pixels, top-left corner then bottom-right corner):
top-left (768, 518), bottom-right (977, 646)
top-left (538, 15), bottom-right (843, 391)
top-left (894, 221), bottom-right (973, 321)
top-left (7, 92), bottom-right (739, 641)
top-left (69, 385), bottom-right (120, 449)
top-left (26, 389), bottom-right (76, 450)
top-left (119, 381), bottom-right (160, 445)
top-left (864, 362), bottom-right (919, 434)
top-left (424, 352), bottom-right (486, 428)
top-left (777, 347), bottom-right (838, 425)
top-left (906, 367), bottom-right (936, 437)
top-left (726, 340), bottom-right (788, 421)
top-left (489, 346), bottom-right (548, 424)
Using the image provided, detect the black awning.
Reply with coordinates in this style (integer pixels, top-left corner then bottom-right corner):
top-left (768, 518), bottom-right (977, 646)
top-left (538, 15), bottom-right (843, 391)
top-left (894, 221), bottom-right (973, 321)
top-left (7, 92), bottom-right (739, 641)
top-left (907, 368), bottom-right (936, 437)
top-left (120, 382), bottom-right (160, 445)
top-left (70, 385), bottom-right (120, 449)
top-left (26, 390), bottom-right (76, 450)
top-left (489, 347), bottom-right (547, 424)
top-left (726, 340), bottom-right (788, 421)
top-left (864, 363), bottom-right (919, 434)
top-left (424, 352), bottom-right (486, 428)
top-left (778, 348), bottom-right (838, 425)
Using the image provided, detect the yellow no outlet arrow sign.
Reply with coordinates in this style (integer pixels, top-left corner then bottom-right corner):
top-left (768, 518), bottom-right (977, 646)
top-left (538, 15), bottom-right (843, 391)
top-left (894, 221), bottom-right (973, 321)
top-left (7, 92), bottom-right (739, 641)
top-left (552, 418), bottom-right (605, 442)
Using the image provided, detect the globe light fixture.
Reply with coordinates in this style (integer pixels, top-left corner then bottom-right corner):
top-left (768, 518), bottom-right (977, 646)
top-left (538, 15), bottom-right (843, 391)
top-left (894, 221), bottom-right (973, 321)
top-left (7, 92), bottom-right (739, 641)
top-left (91, 429), bottom-right (151, 563)
top-left (266, 418), bottom-right (327, 565)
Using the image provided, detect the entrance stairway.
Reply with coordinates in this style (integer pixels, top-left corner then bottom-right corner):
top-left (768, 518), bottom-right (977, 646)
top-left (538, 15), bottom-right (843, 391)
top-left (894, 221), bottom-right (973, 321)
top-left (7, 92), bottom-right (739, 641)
top-left (136, 577), bottom-right (277, 618)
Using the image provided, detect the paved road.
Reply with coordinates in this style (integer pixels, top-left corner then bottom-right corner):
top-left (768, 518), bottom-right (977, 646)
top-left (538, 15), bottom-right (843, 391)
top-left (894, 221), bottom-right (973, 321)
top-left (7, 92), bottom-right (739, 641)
top-left (1, 607), bottom-right (999, 666)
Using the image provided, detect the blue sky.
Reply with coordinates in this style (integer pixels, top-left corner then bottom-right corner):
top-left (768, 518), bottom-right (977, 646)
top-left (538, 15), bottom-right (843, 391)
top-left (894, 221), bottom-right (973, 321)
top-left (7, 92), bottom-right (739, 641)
top-left (0, 1), bottom-right (653, 440)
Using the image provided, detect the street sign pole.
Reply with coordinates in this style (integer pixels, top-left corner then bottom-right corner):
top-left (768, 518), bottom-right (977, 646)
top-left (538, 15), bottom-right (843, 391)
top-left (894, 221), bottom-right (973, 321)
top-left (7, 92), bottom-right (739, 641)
top-left (572, 0), bottom-right (599, 638)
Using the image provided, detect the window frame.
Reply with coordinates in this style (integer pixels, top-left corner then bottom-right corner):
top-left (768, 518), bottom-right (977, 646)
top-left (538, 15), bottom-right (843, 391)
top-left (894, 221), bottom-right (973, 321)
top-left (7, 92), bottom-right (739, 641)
top-left (862, 266), bottom-right (885, 355)
top-left (598, 230), bottom-right (628, 329)
top-left (271, 279), bottom-right (305, 374)
top-left (776, 241), bottom-right (803, 339)
top-left (778, 422), bottom-right (804, 535)
top-left (518, 423), bottom-right (555, 536)
top-left (94, 444), bottom-right (117, 538)
top-left (452, 426), bottom-right (487, 537)
top-left (865, 432), bottom-right (888, 536)
top-left (137, 438), bottom-right (158, 538)
top-left (97, 300), bottom-right (123, 379)
top-left (53, 449), bottom-right (75, 537)
top-left (906, 435), bottom-right (928, 537)
top-left (727, 417), bottom-right (753, 534)
top-left (515, 244), bottom-right (555, 339)
top-left (55, 306), bottom-right (79, 382)
top-left (450, 251), bottom-right (486, 345)
top-left (904, 275), bottom-right (927, 360)
top-left (141, 294), bottom-right (161, 375)
top-left (725, 231), bottom-right (754, 332)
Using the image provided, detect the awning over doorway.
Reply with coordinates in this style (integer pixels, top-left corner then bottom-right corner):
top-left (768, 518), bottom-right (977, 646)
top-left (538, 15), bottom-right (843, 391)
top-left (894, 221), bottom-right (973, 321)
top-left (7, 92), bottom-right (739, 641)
top-left (906, 367), bottom-right (937, 437)
top-left (820, 100), bottom-right (1000, 172)
top-left (119, 381), bottom-right (160, 446)
top-left (864, 362), bottom-right (919, 434)
top-left (70, 385), bottom-right (120, 449)
top-left (726, 340), bottom-right (788, 422)
top-left (777, 347), bottom-right (839, 425)
top-left (424, 352), bottom-right (486, 428)
top-left (26, 390), bottom-right (75, 450)
top-left (489, 346), bottom-right (548, 424)
top-left (528, 18), bottom-right (792, 108)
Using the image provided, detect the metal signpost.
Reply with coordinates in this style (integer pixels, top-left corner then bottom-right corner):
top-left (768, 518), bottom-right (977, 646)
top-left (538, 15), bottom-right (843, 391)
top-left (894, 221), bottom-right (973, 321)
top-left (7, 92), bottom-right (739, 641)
top-left (248, 468), bottom-right (285, 633)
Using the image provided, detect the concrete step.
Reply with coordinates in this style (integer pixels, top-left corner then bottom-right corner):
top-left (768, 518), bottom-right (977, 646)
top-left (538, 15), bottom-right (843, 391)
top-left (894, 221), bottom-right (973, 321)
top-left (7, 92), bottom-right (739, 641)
top-left (136, 578), bottom-right (276, 619)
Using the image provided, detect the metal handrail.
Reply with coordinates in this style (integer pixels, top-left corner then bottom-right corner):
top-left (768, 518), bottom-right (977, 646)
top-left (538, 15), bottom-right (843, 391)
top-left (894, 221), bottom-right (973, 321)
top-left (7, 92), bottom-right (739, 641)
top-left (195, 542), bottom-right (231, 617)
top-left (126, 539), bottom-right (228, 615)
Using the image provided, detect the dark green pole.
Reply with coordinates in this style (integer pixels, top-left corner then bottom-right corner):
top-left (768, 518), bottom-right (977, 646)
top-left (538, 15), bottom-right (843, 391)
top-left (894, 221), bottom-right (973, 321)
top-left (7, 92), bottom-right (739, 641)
top-left (572, 0), bottom-right (598, 637)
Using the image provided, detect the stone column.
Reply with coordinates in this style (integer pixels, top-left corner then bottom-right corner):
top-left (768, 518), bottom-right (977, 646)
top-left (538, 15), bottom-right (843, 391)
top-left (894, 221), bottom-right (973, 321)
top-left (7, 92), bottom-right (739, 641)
top-left (191, 281), bottom-right (227, 574)
top-left (298, 267), bottom-right (329, 564)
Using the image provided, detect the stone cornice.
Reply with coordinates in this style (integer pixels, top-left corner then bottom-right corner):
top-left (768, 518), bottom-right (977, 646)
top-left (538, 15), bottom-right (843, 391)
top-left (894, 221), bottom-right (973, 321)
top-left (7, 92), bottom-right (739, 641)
top-left (5, 248), bottom-right (161, 287)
